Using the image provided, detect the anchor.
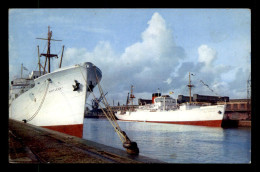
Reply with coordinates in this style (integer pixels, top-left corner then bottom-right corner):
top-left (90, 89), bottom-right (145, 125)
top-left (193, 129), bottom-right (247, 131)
top-left (87, 81), bottom-right (94, 92)
top-left (72, 80), bottom-right (80, 91)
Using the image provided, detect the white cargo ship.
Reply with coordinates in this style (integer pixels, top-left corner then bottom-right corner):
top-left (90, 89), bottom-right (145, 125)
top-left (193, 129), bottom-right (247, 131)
top-left (116, 95), bottom-right (226, 127)
top-left (115, 74), bottom-right (226, 127)
top-left (9, 26), bottom-right (102, 137)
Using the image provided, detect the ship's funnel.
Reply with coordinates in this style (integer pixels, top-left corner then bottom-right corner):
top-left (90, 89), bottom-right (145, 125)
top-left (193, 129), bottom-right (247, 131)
top-left (152, 93), bottom-right (161, 104)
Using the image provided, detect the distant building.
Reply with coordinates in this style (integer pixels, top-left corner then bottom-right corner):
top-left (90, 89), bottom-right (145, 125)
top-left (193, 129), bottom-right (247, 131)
top-left (138, 98), bottom-right (152, 105)
top-left (193, 94), bottom-right (229, 103)
top-left (177, 95), bottom-right (193, 103)
top-left (178, 94), bottom-right (229, 104)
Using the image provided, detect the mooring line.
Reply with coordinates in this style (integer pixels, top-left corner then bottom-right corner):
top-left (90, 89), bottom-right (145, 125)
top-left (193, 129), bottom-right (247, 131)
top-left (26, 80), bottom-right (50, 122)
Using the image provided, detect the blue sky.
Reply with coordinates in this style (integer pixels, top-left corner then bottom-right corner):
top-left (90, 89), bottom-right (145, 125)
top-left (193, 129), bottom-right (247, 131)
top-left (9, 9), bottom-right (251, 106)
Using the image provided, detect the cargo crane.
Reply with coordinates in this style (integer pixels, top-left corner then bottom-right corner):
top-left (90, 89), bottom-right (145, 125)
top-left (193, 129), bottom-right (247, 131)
top-left (85, 92), bottom-right (108, 117)
top-left (129, 85), bottom-right (135, 106)
top-left (126, 85), bottom-right (135, 111)
top-left (91, 92), bottom-right (108, 111)
top-left (126, 92), bottom-right (129, 106)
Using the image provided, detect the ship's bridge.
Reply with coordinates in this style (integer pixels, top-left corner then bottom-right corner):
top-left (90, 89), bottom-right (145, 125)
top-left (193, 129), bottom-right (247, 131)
top-left (154, 96), bottom-right (177, 110)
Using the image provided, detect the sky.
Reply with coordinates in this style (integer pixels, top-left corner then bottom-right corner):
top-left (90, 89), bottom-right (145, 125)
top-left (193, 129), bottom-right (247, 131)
top-left (9, 9), bottom-right (251, 106)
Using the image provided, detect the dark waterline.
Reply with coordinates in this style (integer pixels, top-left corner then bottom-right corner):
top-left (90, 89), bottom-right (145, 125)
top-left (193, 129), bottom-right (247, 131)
top-left (83, 118), bottom-right (251, 163)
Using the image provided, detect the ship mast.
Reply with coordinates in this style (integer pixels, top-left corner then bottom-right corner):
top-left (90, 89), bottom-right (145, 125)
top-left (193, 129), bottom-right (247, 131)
top-left (129, 85), bottom-right (135, 111)
top-left (187, 72), bottom-right (194, 104)
top-left (37, 45), bottom-right (41, 76)
top-left (36, 26), bottom-right (62, 73)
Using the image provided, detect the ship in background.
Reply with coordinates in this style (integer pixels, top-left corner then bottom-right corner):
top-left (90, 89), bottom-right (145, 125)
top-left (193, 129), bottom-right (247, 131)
top-left (115, 73), bottom-right (226, 127)
top-left (9, 26), bottom-right (102, 137)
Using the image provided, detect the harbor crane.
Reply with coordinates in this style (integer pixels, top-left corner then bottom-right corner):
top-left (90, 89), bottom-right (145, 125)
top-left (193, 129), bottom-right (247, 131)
top-left (91, 92), bottom-right (108, 110)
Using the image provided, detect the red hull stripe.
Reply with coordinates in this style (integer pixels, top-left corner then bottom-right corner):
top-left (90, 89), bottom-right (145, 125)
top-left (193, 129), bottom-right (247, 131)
top-left (41, 124), bottom-right (83, 138)
top-left (119, 120), bottom-right (222, 127)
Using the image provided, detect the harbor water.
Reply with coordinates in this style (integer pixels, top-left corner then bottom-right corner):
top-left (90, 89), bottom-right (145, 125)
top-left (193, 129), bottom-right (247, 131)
top-left (83, 118), bottom-right (251, 163)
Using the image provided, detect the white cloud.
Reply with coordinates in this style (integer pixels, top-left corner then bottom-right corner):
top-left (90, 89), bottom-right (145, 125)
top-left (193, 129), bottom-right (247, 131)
top-left (61, 12), bottom-right (185, 104)
top-left (211, 81), bottom-right (230, 97)
top-left (193, 44), bottom-right (249, 98)
top-left (45, 12), bottom-right (249, 102)
top-left (121, 12), bottom-right (182, 65)
top-left (198, 44), bottom-right (217, 72)
top-left (118, 12), bottom-right (184, 84)
top-left (168, 44), bottom-right (248, 99)
top-left (164, 78), bottom-right (172, 85)
top-left (78, 26), bottom-right (111, 34)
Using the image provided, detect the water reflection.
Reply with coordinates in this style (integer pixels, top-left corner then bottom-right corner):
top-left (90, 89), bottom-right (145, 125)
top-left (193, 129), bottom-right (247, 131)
top-left (83, 118), bottom-right (251, 163)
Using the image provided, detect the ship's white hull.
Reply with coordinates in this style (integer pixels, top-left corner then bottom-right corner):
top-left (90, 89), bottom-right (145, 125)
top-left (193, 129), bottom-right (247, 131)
top-left (9, 62), bottom-right (102, 137)
top-left (115, 105), bottom-right (226, 127)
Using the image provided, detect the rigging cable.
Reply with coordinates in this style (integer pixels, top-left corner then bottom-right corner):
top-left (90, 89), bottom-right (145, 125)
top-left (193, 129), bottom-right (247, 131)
top-left (190, 73), bottom-right (220, 97)
top-left (199, 80), bottom-right (219, 97)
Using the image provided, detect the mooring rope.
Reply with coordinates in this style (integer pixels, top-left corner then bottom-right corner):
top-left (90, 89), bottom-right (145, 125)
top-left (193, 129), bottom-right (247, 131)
top-left (94, 68), bottom-right (127, 143)
top-left (78, 65), bottom-right (127, 143)
top-left (26, 80), bottom-right (50, 122)
top-left (21, 80), bottom-right (47, 115)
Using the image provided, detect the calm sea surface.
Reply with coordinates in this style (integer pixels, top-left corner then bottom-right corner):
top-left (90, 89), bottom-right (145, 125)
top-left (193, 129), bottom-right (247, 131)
top-left (83, 118), bottom-right (251, 163)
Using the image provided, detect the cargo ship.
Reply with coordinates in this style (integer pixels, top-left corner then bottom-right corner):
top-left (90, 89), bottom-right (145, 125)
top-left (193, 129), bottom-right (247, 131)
top-left (115, 74), bottom-right (226, 127)
top-left (9, 26), bottom-right (102, 137)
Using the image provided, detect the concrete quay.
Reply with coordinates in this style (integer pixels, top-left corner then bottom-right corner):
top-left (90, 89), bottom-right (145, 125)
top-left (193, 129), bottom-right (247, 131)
top-left (8, 119), bottom-right (163, 164)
